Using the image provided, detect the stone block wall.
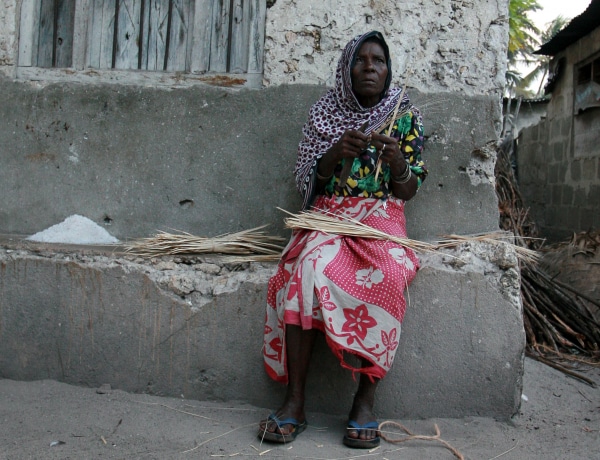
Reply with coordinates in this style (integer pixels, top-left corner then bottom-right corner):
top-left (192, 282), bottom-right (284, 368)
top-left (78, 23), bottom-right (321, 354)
top-left (516, 24), bottom-right (600, 242)
top-left (519, 119), bottom-right (600, 241)
top-left (0, 0), bottom-right (16, 68)
top-left (264, 0), bottom-right (509, 96)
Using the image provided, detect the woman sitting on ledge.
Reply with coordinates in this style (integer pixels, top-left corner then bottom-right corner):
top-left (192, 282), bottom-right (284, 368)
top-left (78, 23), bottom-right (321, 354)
top-left (259, 30), bottom-right (428, 449)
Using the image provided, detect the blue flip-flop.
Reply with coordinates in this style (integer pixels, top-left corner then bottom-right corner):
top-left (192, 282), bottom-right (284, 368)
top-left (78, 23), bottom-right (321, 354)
top-left (343, 420), bottom-right (381, 448)
top-left (258, 413), bottom-right (308, 443)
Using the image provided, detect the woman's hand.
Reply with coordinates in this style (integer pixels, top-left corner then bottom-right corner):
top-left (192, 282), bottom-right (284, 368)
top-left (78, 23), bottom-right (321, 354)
top-left (369, 132), bottom-right (405, 176)
top-left (316, 128), bottom-right (369, 181)
top-left (327, 129), bottom-right (370, 163)
top-left (370, 132), bottom-right (418, 201)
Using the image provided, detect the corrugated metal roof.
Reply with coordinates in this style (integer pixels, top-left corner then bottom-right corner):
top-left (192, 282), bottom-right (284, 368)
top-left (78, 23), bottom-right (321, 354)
top-left (534, 0), bottom-right (600, 56)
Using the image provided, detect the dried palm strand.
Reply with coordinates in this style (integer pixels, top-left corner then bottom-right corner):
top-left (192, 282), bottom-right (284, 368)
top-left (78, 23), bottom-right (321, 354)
top-left (280, 207), bottom-right (538, 263)
top-left (374, 69), bottom-right (415, 181)
top-left (219, 254), bottom-right (283, 264)
top-left (124, 225), bottom-right (285, 259)
top-left (379, 421), bottom-right (464, 460)
top-left (439, 232), bottom-right (541, 264)
top-left (280, 207), bottom-right (438, 253)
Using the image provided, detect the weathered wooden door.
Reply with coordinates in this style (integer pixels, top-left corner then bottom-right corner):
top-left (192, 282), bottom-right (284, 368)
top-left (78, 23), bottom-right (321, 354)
top-left (19, 0), bottom-right (266, 74)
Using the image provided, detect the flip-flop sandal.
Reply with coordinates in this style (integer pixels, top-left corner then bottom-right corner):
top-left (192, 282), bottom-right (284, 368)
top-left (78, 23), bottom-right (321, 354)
top-left (343, 420), bottom-right (381, 449)
top-left (258, 413), bottom-right (308, 443)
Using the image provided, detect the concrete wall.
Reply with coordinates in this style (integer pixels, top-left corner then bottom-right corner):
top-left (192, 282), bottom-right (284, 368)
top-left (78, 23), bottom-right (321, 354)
top-left (0, 238), bottom-right (523, 420)
top-left (0, 0), bottom-right (526, 419)
top-left (517, 26), bottom-right (600, 242)
top-left (0, 78), bottom-right (501, 242)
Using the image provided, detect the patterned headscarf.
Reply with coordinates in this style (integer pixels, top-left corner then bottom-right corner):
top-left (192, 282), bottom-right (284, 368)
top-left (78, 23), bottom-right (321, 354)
top-left (295, 31), bottom-right (411, 209)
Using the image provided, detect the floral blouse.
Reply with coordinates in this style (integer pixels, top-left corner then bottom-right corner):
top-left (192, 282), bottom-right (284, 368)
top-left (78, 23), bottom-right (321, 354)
top-left (322, 110), bottom-right (427, 199)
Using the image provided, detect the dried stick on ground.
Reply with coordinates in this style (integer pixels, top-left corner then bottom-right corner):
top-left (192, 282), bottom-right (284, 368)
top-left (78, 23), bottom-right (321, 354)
top-left (494, 137), bottom-right (600, 378)
top-left (378, 421), bottom-right (464, 460)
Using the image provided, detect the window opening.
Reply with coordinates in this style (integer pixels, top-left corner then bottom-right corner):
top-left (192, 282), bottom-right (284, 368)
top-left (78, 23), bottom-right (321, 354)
top-left (18, 0), bottom-right (266, 77)
top-left (574, 55), bottom-right (600, 113)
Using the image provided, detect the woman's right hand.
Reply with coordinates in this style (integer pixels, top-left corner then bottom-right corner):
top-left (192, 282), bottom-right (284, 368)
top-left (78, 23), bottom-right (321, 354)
top-left (317, 129), bottom-right (369, 180)
top-left (327, 129), bottom-right (370, 162)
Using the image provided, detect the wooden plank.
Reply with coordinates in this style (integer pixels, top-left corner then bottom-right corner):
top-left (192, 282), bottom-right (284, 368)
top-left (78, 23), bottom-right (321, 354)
top-left (18, 0), bottom-right (40, 66)
top-left (36, 0), bottom-right (55, 67)
top-left (247, 0), bottom-right (265, 73)
top-left (17, 65), bottom-right (260, 87)
top-left (190, 0), bottom-right (214, 73)
top-left (72, 0), bottom-right (92, 69)
top-left (142, 0), bottom-right (169, 70)
top-left (54, 0), bottom-right (76, 68)
top-left (165, 0), bottom-right (192, 71)
top-left (87, 0), bottom-right (116, 68)
top-left (209, 0), bottom-right (229, 73)
top-left (114, 0), bottom-right (141, 69)
top-left (228, 0), bottom-right (249, 73)
top-left (182, 0), bottom-right (194, 71)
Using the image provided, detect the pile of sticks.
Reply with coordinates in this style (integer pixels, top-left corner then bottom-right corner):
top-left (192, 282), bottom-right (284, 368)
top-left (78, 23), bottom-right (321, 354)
top-left (495, 139), bottom-right (600, 383)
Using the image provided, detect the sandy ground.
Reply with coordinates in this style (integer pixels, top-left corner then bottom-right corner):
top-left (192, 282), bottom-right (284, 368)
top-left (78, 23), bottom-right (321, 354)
top-left (0, 357), bottom-right (598, 460)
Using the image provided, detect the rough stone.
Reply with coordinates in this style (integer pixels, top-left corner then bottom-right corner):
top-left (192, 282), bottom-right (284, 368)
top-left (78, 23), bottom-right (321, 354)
top-left (264, 0), bottom-right (508, 96)
top-left (0, 241), bottom-right (524, 419)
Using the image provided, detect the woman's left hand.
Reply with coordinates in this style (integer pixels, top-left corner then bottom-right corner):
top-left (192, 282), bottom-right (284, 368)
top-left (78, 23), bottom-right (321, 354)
top-left (370, 131), bottom-right (417, 200)
top-left (369, 132), bottom-right (406, 177)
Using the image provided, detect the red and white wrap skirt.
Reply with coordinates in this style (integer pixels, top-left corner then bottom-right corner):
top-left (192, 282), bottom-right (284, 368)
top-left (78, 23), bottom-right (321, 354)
top-left (263, 195), bottom-right (419, 382)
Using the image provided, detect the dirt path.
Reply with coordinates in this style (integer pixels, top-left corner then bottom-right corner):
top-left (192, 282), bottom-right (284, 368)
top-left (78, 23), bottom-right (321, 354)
top-left (0, 357), bottom-right (598, 459)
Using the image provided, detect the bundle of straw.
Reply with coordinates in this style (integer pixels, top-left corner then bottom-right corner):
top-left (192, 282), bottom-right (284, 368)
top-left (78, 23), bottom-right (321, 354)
top-left (374, 80), bottom-right (409, 181)
top-left (279, 207), bottom-right (539, 263)
top-left (124, 225), bottom-right (285, 260)
top-left (281, 207), bottom-right (436, 252)
top-left (438, 232), bottom-right (540, 264)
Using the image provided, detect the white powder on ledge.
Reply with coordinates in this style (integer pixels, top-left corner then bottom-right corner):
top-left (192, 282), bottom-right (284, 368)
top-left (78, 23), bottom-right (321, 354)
top-left (27, 215), bottom-right (120, 245)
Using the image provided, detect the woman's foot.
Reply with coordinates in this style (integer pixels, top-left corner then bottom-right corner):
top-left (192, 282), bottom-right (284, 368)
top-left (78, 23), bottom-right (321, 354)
top-left (258, 368), bottom-right (308, 439)
top-left (344, 399), bottom-right (380, 447)
top-left (258, 325), bottom-right (316, 443)
top-left (259, 402), bottom-right (305, 435)
top-left (258, 401), bottom-right (307, 443)
top-left (344, 371), bottom-right (380, 448)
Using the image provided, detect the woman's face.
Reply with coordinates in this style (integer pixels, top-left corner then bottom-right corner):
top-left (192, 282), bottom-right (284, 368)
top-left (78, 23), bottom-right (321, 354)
top-left (351, 40), bottom-right (388, 108)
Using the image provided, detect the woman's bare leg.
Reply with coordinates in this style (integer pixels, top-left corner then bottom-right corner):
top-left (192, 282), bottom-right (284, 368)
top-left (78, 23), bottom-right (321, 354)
top-left (261, 324), bottom-right (317, 435)
top-left (346, 359), bottom-right (380, 441)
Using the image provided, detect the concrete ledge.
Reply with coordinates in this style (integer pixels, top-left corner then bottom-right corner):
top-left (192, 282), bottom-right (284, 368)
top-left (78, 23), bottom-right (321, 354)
top-left (0, 239), bottom-right (524, 420)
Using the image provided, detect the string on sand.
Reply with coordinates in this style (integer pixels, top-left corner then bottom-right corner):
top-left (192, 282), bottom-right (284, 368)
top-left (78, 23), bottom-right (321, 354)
top-left (378, 420), bottom-right (465, 459)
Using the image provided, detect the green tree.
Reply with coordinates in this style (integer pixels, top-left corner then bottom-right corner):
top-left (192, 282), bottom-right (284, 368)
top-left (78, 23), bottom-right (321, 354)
top-left (519, 16), bottom-right (571, 96)
top-left (506, 0), bottom-right (541, 98)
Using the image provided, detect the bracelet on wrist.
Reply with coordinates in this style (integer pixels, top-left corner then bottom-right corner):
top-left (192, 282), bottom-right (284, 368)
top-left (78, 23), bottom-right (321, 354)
top-left (316, 170), bottom-right (334, 180)
top-left (392, 170), bottom-right (412, 184)
top-left (391, 165), bottom-right (412, 184)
